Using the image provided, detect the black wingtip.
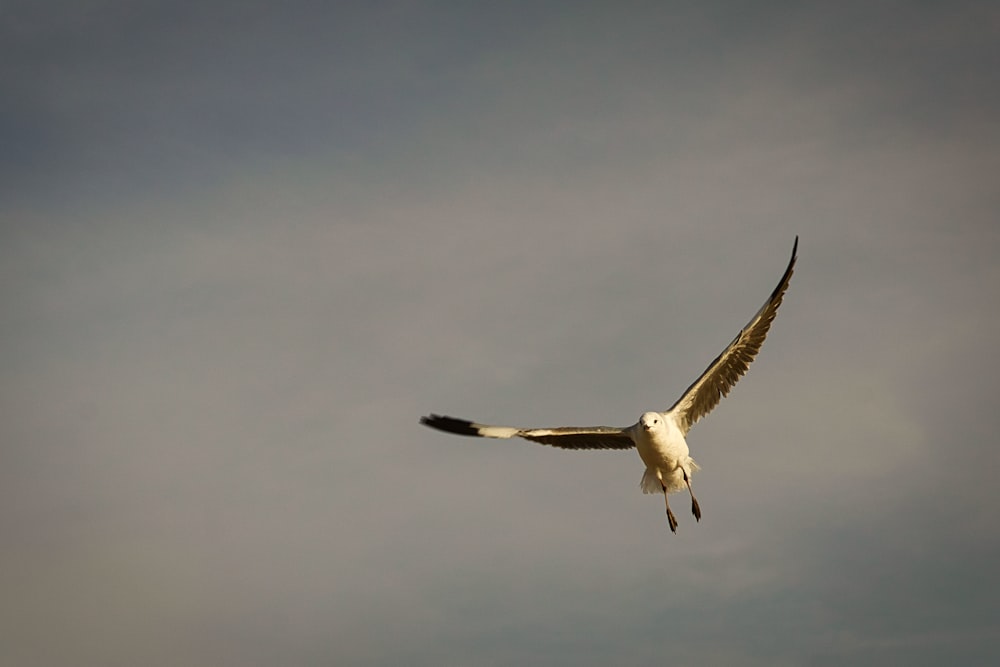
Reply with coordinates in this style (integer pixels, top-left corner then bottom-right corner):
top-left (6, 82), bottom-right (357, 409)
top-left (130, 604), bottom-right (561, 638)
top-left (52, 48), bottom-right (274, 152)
top-left (420, 414), bottom-right (481, 437)
top-left (762, 237), bottom-right (798, 304)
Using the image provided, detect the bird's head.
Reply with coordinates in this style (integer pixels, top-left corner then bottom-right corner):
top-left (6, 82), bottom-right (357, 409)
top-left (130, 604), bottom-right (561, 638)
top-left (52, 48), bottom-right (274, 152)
top-left (639, 412), bottom-right (663, 432)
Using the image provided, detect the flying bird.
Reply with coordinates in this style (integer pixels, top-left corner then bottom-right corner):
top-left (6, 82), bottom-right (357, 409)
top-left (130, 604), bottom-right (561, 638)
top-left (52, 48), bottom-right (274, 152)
top-left (421, 237), bottom-right (798, 533)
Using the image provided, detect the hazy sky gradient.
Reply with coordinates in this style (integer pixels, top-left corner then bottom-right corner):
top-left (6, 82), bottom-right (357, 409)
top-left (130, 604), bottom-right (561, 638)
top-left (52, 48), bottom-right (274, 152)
top-left (3, 2), bottom-right (999, 665)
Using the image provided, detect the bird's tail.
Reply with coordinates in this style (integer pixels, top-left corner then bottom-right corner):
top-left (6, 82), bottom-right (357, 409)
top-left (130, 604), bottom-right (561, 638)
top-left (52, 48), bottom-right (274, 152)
top-left (640, 469), bottom-right (662, 494)
top-left (639, 459), bottom-right (700, 495)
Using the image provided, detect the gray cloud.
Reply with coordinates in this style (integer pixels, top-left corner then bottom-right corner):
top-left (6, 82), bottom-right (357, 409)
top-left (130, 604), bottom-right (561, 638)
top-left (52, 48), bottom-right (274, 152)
top-left (3, 1), bottom-right (999, 665)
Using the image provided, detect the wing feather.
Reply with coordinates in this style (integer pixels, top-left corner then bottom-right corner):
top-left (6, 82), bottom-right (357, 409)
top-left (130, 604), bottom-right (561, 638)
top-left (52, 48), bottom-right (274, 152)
top-left (420, 415), bottom-right (635, 450)
top-left (666, 236), bottom-right (798, 435)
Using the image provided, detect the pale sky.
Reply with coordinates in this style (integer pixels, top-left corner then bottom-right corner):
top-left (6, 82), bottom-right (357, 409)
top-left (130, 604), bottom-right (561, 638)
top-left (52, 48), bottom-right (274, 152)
top-left (3, 1), bottom-right (999, 665)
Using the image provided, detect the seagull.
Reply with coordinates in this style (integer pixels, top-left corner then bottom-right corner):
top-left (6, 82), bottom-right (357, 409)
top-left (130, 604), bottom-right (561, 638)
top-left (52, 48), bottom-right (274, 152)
top-left (421, 237), bottom-right (798, 533)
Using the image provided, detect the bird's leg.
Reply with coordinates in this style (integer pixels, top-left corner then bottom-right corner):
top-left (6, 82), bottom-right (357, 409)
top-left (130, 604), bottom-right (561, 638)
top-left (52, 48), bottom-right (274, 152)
top-left (682, 468), bottom-right (701, 521)
top-left (661, 483), bottom-right (678, 533)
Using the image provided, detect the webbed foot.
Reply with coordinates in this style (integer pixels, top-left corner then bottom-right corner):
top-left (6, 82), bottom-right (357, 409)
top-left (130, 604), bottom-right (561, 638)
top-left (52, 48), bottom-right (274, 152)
top-left (666, 507), bottom-right (678, 533)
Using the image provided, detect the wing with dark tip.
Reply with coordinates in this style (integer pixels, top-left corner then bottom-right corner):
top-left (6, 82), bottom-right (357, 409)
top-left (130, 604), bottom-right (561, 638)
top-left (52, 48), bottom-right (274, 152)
top-left (666, 236), bottom-right (798, 435)
top-left (420, 414), bottom-right (635, 450)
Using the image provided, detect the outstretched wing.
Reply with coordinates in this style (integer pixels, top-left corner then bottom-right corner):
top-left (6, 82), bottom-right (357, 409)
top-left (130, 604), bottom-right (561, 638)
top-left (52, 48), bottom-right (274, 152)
top-left (420, 414), bottom-right (635, 450)
top-left (666, 236), bottom-right (798, 435)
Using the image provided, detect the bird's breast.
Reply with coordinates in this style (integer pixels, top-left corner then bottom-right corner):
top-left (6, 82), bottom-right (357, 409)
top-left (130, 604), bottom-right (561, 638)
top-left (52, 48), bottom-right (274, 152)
top-left (635, 420), bottom-right (689, 469)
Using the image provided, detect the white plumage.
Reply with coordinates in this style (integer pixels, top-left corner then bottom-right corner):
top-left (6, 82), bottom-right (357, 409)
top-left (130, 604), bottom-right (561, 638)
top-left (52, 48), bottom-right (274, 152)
top-left (421, 237), bottom-right (798, 533)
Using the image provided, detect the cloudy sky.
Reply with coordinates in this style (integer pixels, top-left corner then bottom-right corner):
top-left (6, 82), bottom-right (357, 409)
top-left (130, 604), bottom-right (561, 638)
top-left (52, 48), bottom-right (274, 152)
top-left (3, 1), bottom-right (999, 665)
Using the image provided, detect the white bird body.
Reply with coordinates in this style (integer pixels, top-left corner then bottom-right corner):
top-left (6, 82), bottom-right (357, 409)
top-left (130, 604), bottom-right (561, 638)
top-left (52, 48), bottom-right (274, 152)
top-left (633, 411), bottom-right (699, 495)
top-left (421, 237), bottom-right (798, 533)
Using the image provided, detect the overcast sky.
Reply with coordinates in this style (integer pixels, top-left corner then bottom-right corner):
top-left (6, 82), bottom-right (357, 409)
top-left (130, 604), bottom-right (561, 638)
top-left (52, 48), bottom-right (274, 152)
top-left (3, 1), bottom-right (999, 665)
